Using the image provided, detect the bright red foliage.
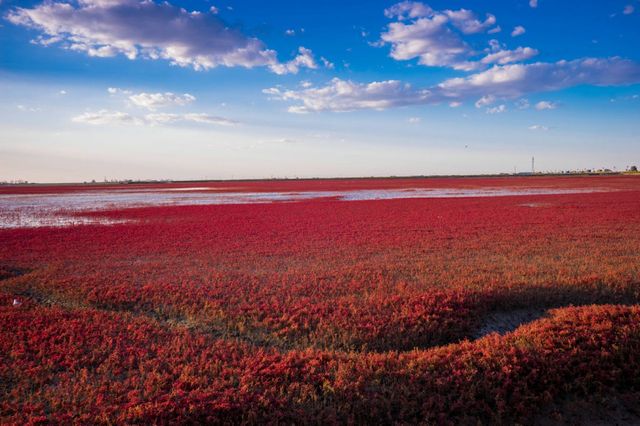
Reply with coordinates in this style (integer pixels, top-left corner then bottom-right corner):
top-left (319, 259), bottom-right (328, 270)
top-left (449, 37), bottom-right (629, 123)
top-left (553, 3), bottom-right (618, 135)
top-left (1, 175), bottom-right (640, 423)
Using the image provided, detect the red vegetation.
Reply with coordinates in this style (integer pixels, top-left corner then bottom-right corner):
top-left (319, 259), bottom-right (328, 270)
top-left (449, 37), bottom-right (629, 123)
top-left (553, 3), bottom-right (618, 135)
top-left (2, 304), bottom-right (639, 424)
top-left (1, 175), bottom-right (640, 423)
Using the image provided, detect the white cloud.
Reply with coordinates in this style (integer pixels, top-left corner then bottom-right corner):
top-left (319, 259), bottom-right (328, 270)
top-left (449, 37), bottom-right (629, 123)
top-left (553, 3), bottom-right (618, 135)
top-left (511, 26), bottom-right (526, 37)
top-left (285, 29), bottom-right (295, 36)
top-left (380, 3), bottom-right (533, 72)
top-left (528, 124), bottom-right (549, 131)
top-left (144, 113), bottom-right (181, 125)
top-left (320, 56), bottom-right (335, 69)
top-left (381, 12), bottom-right (467, 69)
top-left (270, 47), bottom-right (319, 75)
top-left (436, 58), bottom-right (640, 102)
top-left (128, 92), bottom-right (196, 110)
top-left (182, 113), bottom-right (237, 126)
top-left (78, 1), bottom-right (131, 6)
top-left (407, 116), bottom-right (421, 123)
top-left (58, 90), bottom-right (67, 95)
top-left (73, 110), bottom-right (237, 126)
top-left (486, 104), bottom-right (506, 114)
top-left (623, 5), bottom-right (635, 15)
top-left (7, 0), bottom-right (318, 74)
top-left (475, 94), bottom-right (496, 108)
top-left (72, 110), bottom-right (142, 125)
top-left (481, 46), bottom-right (538, 65)
top-left (265, 57), bottom-right (640, 113)
top-left (263, 78), bottom-right (431, 113)
top-left (144, 112), bottom-right (237, 126)
top-left (262, 87), bottom-right (282, 97)
top-left (444, 9), bottom-right (496, 35)
top-left (76, 87), bottom-right (237, 125)
top-left (529, 0), bottom-right (538, 8)
top-left (384, 1), bottom-right (433, 20)
top-left (449, 101), bottom-right (462, 108)
top-left (535, 100), bottom-right (557, 110)
top-left (516, 98), bottom-right (530, 109)
top-left (488, 39), bottom-right (502, 51)
top-left (380, 2), bottom-right (499, 70)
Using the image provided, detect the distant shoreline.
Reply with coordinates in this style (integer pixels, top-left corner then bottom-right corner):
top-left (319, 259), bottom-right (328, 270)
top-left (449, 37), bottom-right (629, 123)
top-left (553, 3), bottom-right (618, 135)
top-left (2, 171), bottom-right (638, 187)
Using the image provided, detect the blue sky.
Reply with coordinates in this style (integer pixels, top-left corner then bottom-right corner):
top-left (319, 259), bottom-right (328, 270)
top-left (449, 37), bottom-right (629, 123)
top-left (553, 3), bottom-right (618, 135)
top-left (1, 0), bottom-right (639, 182)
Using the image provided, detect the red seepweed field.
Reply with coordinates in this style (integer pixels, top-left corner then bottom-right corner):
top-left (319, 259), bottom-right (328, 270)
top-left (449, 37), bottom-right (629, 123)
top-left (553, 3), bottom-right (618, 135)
top-left (1, 175), bottom-right (640, 424)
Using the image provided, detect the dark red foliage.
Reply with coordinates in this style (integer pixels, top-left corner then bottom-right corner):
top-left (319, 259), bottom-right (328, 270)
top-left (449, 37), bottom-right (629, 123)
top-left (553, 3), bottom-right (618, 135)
top-left (2, 304), bottom-right (639, 424)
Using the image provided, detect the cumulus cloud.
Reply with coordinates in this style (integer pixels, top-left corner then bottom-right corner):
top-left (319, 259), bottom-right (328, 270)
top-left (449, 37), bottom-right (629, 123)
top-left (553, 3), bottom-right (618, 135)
top-left (436, 57), bottom-right (640, 102)
top-left (380, 3), bottom-right (535, 72)
top-left (535, 101), bottom-right (557, 110)
top-left (475, 95), bottom-right (496, 108)
top-left (6, 0), bottom-right (319, 74)
top-left (76, 86), bottom-right (238, 126)
top-left (108, 88), bottom-right (198, 110)
top-left (270, 47), bottom-right (321, 75)
top-left (481, 46), bottom-right (538, 65)
top-left (380, 2), bottom-right (499, 70)
top-left (128, 92), bottom-right (196, 110)
top-left (511, 26), bottom-right (526, 37)
top-left (384, 1), bottom-right (433, 20)
top-left (263, 78), bottom-right (430, 113)
top-left (486, 104), bottom-right (506, 114)
top-left (444, 9), bottom-right (496, 35)
top-left (266, 57), bottom-right (640, 112)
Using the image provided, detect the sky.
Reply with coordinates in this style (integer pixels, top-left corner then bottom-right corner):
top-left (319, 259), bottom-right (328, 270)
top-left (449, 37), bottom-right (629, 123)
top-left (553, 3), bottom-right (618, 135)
top-left (1, 0), bottom-right (639, 182)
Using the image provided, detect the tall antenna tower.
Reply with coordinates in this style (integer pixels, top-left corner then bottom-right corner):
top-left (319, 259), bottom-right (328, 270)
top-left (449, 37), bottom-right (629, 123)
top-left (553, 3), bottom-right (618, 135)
top-left (532, 156), bottom-right (535, 174)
